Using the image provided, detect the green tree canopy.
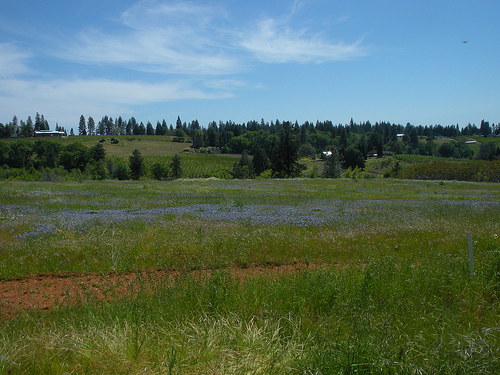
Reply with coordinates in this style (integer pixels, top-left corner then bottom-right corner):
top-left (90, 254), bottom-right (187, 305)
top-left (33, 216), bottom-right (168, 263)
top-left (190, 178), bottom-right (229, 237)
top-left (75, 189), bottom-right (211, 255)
top-left (129, 149), bottom-right (144, 180)
top-left (59, 142), bottom-right (89, 171)
top-left (79, 115), bottom-right (87, 136)
top-left (8, 141), bottom-right (34, 169)
top-left (343, 147), bottom-right (365, 170)
top-left (33, 140), bottom-right (62, 169)
top-left (252, 145), bottom-right (270, 176)
top-left (89, 143), bottom-right (106, 162)
top-left (323, 147), bottom-right (342, 178)
top-left (271, 122), bottom-right (300, 177)
top-left (170, 154), bottom-right (182, 179)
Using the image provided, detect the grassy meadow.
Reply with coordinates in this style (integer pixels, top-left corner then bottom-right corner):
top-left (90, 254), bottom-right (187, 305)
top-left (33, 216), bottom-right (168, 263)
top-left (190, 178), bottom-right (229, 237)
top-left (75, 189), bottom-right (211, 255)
top-left (0, 178), bottom-right (499, 374)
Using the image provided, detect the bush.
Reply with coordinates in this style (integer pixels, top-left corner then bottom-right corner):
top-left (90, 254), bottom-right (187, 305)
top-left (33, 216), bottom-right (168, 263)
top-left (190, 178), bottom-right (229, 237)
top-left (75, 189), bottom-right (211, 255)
top-left (151, 162), bottom-right (169, 180)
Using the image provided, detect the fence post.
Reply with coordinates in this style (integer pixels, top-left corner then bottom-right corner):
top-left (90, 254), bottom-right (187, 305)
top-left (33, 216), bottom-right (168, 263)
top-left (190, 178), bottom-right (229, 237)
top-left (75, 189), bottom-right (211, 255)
top-left (468, 233), bottom-right (474, 277)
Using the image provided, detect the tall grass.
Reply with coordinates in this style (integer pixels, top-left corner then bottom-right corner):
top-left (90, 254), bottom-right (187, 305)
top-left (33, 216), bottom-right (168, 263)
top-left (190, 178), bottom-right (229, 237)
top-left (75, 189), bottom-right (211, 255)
top-left (0, 179), bottom-right (499, 373)
top-left (1, 249), bottom-right (500, 373)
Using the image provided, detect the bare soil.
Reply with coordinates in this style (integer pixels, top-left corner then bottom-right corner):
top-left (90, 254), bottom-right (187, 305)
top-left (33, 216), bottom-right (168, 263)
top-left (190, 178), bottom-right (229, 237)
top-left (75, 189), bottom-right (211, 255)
top-left (0, 262), bottom-right (320, 319)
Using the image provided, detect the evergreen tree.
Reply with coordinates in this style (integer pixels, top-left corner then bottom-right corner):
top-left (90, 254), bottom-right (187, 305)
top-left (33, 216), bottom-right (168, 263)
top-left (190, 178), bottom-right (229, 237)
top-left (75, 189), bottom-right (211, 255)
top-left (147, 121), bottom-right (154, 135)
top-left (176, 116), bottom-right (182, 129)
top-left (41, 114), bottom-right (49, 130)
top-left (232, 149), bottom-right (253, 179)
top-left (89, 143), bottom-right (106, 162)
top-left (126, 118), bottom-right (134, 135)
top-left (170, 154), bottom-right (182, 179)
top-left (79, 115), bottom-right (87, 136)
top-left (409, 128), bottom-right (419, 148)
top-left (11, 115), bottom-right (18, 134)
top-left (34, 112), bottom-right (42, 131)
top-left (96, 119), bottom-right (104, 135)
top-left (129, 149), bottom-right (144, 180)
top-left (117, 116), bottom-right (126, 135)
top-left (206, 125), bottom-right (218, 147)
top-left (25, 116), bottom-right (34, 137)
top-left (162, 120), bottom-right (168, 135)
top-left (105, 117), bottom-right (114, 135)
top-left (271, 122), bottom-right (299, 177)
top-left (252, 145), bottom-right (270, 175)
top-left (138, 122), bottom-right (146, 135)
top-left (19, 120), bottom-right (33, 138)
top-left (87, 116), bottom-right (95, 136)
top-left (480, 119), bottom-right (491, 137)
top-left (192, 129), bottom-right (203, 148)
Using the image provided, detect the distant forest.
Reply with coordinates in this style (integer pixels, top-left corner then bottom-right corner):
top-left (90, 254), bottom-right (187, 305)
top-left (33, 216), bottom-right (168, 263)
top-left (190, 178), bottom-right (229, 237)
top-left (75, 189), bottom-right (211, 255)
top-left (1, 113), bottom-right (499, 180)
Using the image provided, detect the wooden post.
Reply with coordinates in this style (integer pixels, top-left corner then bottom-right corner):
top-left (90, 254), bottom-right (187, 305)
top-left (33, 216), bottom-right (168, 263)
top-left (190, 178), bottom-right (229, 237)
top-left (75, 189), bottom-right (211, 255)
top-left (468, 233), bottom-right (474, 277)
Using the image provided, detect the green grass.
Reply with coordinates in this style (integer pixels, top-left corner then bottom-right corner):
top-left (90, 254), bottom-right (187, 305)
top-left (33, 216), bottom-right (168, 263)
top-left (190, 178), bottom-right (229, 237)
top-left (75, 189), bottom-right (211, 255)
top-left (0, 178), bottom-right (499, 373)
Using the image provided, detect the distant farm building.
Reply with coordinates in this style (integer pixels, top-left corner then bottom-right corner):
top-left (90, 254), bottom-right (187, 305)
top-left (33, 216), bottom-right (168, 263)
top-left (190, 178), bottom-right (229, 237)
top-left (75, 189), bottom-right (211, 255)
top-left (34, 130), bottom-right (66, 138)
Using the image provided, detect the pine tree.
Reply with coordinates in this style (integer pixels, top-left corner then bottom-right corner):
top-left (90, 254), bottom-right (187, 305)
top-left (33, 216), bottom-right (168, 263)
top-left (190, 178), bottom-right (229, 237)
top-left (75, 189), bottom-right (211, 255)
top-left (129, 149), bottom-right (144, 180)
top-left (87, 116), bottom-right (95, 136)
top-left (155, 121), bottom-right (162, 135)
top-left (252, 145), bottom-right (270, 175)
top-left (170, 154), bottom-right (182, 179)
top-left (271, 122), bottom-right (299, 177)
top-left (79, 115), bottom-right (87, 136)
top-left (34, 112), bottom-right (42, 131)
top-left (147, 121), bottom-right (154, 135)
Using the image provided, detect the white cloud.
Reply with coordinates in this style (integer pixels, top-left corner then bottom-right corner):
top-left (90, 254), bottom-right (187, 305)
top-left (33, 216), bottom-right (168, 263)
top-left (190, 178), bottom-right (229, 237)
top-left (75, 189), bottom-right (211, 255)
top-left (59, 1), bottom-right (367, 74)
top-left (0, 1), bottom-right (370, 126)
top-left (0, 78), bottom-right (231, 125)
top-left (240, 18), bottom-right (367, 63)
top-left (0, 44), bottom-right (31, 77)
top-left (59, 1), bottom-right (239, 75)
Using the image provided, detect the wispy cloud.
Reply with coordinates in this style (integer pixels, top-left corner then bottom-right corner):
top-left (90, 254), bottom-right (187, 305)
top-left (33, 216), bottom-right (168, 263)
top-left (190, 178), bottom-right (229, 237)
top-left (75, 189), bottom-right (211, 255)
top-left (0, 78), bottom-right (231, 125)
top-left (0, 44), bottom-right (31, 77)
top-left (59, 1), bottom-right (239, 75)
top-left (0, 1), bottom-right (370, 126)
top-left (240, 18), bottom-right (367, 63)
top-left (59, 1), bottom-right (367, 73)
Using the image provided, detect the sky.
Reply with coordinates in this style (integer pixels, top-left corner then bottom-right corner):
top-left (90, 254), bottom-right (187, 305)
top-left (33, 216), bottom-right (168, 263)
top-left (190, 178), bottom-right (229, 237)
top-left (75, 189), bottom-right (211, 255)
top-left (1, 0), bottom-right (499, 132)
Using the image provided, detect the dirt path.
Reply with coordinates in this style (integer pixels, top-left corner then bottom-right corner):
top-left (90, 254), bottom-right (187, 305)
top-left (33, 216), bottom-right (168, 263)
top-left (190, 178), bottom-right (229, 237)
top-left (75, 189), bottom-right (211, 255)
top-left (0, 262), bottom-right (318, 319)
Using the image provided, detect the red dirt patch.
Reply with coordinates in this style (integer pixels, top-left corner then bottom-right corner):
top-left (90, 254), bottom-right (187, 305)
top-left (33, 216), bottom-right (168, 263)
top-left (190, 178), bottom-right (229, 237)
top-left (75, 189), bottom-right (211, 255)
top-left (0, 262), bottom-right (322, 319)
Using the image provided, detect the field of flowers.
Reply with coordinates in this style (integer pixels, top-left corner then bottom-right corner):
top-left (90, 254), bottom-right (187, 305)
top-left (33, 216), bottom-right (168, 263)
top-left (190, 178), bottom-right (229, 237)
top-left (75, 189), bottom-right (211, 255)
top-left (0, 178), bottom-right (499, 373)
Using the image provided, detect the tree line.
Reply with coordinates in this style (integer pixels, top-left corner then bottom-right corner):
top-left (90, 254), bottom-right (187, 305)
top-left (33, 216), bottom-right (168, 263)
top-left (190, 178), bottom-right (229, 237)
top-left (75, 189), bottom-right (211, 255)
top-left (0, 114), bottom-right (67, 138)
top-left (1, 113), bottom-right (499, 180)
top-left (0, 138), bottom-right (183, 181)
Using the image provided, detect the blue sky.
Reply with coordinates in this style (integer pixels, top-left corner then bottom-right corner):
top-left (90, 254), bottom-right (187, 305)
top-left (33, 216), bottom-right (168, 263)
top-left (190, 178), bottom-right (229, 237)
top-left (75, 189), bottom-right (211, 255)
top-left (1, 0), bottom-right (499, 131)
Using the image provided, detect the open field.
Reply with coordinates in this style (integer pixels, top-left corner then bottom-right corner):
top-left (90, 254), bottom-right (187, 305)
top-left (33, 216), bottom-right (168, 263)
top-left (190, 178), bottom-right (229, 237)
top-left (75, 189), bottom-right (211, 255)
top-left (0, 178), bottom-right (499, 373)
